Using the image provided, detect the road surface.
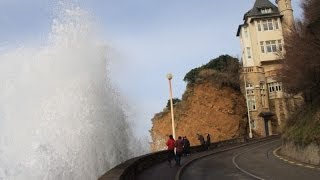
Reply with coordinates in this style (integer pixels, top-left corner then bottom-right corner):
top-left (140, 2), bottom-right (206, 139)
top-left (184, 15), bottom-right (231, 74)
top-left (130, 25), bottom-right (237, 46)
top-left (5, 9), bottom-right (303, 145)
top-left (179, 139), bottom-right (320, 180)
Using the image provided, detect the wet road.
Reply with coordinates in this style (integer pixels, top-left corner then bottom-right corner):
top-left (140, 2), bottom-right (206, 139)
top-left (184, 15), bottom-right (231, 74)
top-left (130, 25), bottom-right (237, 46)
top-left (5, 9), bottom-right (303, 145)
top-left (179, 139), bottom-right (320, 180)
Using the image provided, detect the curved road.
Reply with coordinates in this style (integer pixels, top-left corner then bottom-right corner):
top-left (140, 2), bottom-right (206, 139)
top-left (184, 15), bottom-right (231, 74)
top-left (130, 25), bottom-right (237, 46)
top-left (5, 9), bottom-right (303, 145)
top-left (179, 139), bottom-right (320, 180)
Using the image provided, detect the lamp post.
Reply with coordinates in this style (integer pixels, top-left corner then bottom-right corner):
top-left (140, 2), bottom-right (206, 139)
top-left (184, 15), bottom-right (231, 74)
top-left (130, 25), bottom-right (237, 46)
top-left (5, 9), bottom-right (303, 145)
top-left (166, 73), bottom-right (176, 139)
top-left (244, 75), bottom-right (253, 138)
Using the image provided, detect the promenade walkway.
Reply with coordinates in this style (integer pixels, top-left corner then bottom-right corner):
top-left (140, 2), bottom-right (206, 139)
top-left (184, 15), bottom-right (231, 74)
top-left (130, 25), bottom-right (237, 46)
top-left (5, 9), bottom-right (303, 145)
top-left (137, 150), bottom-right (210, 180)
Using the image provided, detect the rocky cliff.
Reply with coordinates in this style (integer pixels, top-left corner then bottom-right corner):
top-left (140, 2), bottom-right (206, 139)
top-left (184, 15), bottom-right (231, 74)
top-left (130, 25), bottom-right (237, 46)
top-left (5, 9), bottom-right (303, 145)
top-left (150, 77), bottom-right (248, 151)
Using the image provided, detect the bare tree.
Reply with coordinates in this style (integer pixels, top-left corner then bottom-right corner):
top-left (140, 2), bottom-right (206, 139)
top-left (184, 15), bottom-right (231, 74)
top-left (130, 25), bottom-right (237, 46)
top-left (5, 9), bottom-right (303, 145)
top-left (280, 0), bottom-right (320, 104)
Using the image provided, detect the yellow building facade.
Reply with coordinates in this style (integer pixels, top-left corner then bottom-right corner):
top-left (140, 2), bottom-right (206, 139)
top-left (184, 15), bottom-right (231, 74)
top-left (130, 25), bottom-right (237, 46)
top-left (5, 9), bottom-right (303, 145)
top-left (237, 0), bottom-right (302, 137)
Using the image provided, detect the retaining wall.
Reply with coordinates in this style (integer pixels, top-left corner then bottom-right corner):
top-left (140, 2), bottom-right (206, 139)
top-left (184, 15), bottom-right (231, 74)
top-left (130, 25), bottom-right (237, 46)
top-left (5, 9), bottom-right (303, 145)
top-left (280, 140), bottom-right (320, 166)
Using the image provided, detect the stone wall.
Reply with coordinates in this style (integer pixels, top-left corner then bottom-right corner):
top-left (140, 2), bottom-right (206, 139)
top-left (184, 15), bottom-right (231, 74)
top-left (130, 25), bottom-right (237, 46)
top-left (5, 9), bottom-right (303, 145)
top-left (99, 137), bottom-right (245, 180)
top-left (280, 140), bottom-right (320, 166)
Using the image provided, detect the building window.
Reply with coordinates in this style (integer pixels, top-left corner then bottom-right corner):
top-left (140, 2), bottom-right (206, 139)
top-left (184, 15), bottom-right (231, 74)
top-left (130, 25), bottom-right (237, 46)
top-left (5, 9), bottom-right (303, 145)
top-left (260, 41), bottom-right (265, 53)
top-left (278, 40), bottom-right (283, 51)
top-left (267, 82), bottom-right (282, 93)
top-left (261, 39), bottom-right (283, 53)
top-left (275, 19), bottom-right (279, 29)
top-left (271, 40), bottom-right (277, 52)
top-left (268, 20), bottom-right (274, 30)
top-left (260, 82), bottom-right (267, 108)
top-left (257, 19), bottom-right (279, 32)
top-left (251, 119), bottom-right (256, 129)
top-left (261, 8), bottom-right (272, 14)
top-left (243, 27), bottom-right (248, 38)
top-left (247, 47), bottom-right (252, 59)
top-left (257, 21), bottom-right (262, 31)
top-left (247, 82), bottom-right (254, 89)
top-left (266, 41), bottom-right (272, 52)
top-left (246, 83), bottom-right (256, 111)
top-left (248, 94), bottom-right (256, 111)
top-left (263, 20), bottom-right (269, 31)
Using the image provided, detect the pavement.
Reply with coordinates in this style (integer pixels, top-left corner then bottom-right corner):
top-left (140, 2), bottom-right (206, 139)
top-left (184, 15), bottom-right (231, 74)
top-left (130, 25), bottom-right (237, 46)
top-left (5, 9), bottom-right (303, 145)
top-left (136, 148), bottom-right (209, 180)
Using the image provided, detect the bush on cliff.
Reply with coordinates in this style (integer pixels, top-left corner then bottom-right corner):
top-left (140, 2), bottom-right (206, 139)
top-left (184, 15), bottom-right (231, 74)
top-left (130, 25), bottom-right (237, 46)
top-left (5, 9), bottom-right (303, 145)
top-left (166, 98), bottom-right (181, 108)
top-left (183, 55), bottom-right (240, 91)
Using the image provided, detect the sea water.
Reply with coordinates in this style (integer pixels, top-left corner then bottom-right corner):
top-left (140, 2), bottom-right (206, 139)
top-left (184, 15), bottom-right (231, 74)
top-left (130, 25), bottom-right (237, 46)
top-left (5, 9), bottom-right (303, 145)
top-left (0, 6), bottom-right (143, 180)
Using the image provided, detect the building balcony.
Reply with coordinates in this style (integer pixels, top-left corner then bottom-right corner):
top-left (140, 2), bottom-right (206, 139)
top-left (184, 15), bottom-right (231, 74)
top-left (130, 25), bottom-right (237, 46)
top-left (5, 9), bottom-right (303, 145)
top-left (242, 66), bottom-right (265, 73)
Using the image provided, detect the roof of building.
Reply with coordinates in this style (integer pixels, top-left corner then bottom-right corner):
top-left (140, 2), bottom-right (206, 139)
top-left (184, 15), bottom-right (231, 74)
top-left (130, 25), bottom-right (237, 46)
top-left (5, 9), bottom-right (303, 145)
top-left (236, 0), bottom-right (281, 36)
top-left (245, 0), bottom-right (280, 20)
top-left (258, 111), bottom-right (275, 117)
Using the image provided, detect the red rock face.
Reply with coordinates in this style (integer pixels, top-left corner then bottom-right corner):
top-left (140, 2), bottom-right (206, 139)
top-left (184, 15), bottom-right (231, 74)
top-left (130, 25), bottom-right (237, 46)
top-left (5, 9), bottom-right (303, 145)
top-left (150, 81), bottom-right (248, 152)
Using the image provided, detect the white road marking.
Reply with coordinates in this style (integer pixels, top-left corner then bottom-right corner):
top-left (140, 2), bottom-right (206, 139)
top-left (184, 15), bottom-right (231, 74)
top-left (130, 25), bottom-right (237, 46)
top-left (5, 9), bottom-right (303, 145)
top-left (232, 140), bottom-right (279, 180)
top-left (273, 146), bottom-right (320, 170)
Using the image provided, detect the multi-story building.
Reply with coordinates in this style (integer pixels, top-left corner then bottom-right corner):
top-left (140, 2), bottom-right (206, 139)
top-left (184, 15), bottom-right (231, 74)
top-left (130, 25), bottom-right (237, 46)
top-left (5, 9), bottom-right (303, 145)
top-left (236, 0), bottom-right (302, 137)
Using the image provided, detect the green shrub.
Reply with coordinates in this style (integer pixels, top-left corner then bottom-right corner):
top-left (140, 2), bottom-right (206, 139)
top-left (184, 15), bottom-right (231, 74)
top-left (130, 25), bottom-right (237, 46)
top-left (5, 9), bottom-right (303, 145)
top-left (183, 55), bottom-right (240, 90)
top-left (166, 98), bottom-right (181, 108)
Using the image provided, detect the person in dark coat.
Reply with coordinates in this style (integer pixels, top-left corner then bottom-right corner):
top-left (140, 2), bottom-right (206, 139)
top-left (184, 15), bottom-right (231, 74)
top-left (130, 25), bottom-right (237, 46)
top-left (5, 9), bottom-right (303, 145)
top-left (206, 133), bottom-right (211, 150)
top-left (197, 133), bottom-right (206, 151)
top-left (175, 136), bottom-right (184, 166)
top-left (183, 136), bottom-right (191, 156)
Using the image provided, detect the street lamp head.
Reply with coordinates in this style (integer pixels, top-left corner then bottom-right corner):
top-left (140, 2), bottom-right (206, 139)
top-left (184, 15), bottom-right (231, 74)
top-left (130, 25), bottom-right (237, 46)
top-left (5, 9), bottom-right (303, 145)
top-left (166, 73), bottom-right (173, 80)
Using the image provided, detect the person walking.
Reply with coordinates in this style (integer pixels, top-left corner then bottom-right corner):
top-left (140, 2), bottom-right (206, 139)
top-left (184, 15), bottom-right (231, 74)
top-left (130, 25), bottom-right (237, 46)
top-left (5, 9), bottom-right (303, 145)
top-left (206, 133), bottom-right (211, 150)
top-left (197, 134), bottom-right (206, 151)
top-left (166, 135), bottom-right (175, 167)
top-left (183, 136), bottom-right (191, 156)
top-left (175, 136), bottom-right (184, 166)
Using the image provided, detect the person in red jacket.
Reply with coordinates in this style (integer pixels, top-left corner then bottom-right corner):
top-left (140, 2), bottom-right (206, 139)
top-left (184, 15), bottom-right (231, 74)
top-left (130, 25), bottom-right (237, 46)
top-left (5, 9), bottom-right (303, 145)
top-left (166, 135), bottom-right (175, 167)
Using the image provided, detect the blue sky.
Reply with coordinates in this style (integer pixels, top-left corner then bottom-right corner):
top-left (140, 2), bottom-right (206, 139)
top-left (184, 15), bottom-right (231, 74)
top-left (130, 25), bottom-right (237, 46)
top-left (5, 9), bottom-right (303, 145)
top-left (0, 0), bottom-right (303, 137)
